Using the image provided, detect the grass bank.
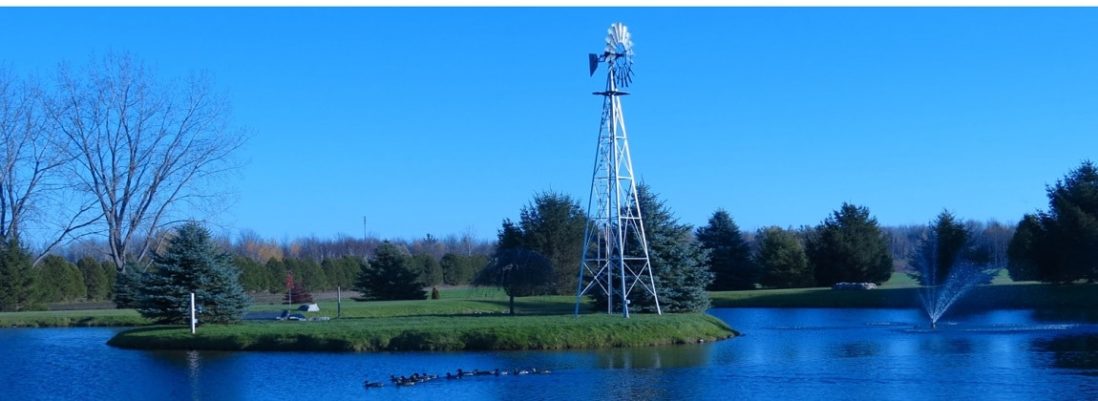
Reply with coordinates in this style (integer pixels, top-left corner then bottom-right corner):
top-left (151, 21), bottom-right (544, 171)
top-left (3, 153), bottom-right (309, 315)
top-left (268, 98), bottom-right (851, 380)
top-left (0, 309), bottom-right (148, 328)
top-left (108, 313), bottom-right (735, 352)
top-left (710, 283), bottom-right (1098, 310)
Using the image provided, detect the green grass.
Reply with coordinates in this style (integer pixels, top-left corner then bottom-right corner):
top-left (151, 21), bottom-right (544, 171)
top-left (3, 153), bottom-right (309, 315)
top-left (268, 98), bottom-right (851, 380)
top-left (710, 282), bottom-right (1098, 309)
top-left (253, 294), bottom-right (578, 317)
top-left (0, 308), bottom-right (148, 328)
top-left (107, 313), bottom-right (735, 352)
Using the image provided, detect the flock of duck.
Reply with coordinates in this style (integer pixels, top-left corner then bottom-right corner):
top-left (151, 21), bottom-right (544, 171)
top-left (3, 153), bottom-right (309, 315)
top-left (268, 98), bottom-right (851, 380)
top-left (363, 368), bottom-right (552, 389)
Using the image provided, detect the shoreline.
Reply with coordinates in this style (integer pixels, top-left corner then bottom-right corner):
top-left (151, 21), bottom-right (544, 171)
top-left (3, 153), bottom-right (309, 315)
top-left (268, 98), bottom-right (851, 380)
top-left (106, 313), bottom-right (737, 352)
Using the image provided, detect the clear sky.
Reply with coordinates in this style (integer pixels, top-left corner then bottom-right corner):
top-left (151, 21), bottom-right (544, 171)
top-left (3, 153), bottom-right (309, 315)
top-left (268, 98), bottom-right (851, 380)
top-left (3, 8), bottom-right (1097, 241)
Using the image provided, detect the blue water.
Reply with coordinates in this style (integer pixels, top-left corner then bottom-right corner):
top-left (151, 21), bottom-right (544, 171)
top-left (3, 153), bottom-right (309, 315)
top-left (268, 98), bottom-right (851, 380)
top-left (2, 308), bottom-right (1096, 401)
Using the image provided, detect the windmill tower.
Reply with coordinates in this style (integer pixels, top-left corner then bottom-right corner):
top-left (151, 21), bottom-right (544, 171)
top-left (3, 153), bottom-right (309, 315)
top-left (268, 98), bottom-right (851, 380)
top-left (574, 23), bottom-right (661, 318)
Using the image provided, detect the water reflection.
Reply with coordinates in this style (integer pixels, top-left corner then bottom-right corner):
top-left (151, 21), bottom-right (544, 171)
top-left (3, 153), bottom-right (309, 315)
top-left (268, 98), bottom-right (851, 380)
top-left (595, 344), bottom-right (710, 369)
top-left (1032, 334), bottom-right (1098, 375)
top-left (3, 309), bottom-right (1098, 401)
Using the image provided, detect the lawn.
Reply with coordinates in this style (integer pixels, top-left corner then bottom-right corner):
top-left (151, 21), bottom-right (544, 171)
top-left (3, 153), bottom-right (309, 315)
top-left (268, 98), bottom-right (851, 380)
top-left (108, 312), bottom-right (735, 352)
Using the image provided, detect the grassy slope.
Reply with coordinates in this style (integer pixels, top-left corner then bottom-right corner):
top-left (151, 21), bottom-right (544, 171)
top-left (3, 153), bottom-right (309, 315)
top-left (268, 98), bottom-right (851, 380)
top-left (711, 279), bottom-right (1097, 310)
top-left (0, 309), bottom-right (148, 328)
top-left (107, 313), bottom-right (735, 352)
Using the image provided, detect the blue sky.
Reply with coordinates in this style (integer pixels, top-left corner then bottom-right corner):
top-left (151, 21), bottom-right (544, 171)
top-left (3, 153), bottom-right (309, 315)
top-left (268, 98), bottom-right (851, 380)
top-left (3, 8), bottom-right (1097, 241)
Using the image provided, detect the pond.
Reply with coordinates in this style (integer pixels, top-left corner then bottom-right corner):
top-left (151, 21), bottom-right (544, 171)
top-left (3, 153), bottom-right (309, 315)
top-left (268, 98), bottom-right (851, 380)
top-left (2, 308), bottom-right (1096, 401)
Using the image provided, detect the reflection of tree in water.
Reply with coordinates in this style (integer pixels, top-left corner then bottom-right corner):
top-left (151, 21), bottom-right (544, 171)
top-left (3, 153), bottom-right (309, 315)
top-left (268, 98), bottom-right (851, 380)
top-left (1032, 334), bottom-right (1098, 375)
top-left (1033, 309), bottom-right (1098, 324)
top-left (834, 342), bottom-right (881, 359)
top-left (595, 345), bottom-right (710, 369)
top-left (917, 337), bottom-right (975, 355)
top-left (148, 350), bottom-right (244, 400)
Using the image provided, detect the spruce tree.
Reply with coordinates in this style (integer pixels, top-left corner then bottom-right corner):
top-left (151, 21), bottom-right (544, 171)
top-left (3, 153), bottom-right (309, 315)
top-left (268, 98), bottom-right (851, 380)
top-left (756, 226), bottom-right (813, 288)
top-left (593, 184), bottom-right (712, 313)
top-left (806, 203), bottom-right (893, 286)
top-left (354, 242), bottom-right (425, 300)
top-left (0, 238), bottom-right (38, 312)
top-left (136, 222), bottom-right (250, 324)
top-left (112, 265), bottom-right (144, 309)
top-left (696, 209), bottom-right (756, 290)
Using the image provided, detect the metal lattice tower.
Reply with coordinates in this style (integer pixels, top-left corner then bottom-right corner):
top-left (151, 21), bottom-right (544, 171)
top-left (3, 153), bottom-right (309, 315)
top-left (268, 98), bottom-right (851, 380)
top-left (574, 23), bottom-right (662, 318)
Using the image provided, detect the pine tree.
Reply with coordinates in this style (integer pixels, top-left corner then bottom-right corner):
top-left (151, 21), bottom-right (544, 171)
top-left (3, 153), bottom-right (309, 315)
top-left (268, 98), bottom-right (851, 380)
top-left (696, 209), bottom-right (756, 290)
top-left (321, 256), bottom-right (363, 290)
top-left (910, 210), bottom-right (995, 286)
top-left (136, 222), bottom-right (250, 324)
top-left (78, 257), bottom-right (110, 301)
top-left (756, 226), bottom-right (813, 288)
top-left (806, 203), bottom-right (893, 286)
top-left (516, 192), bottom-right (587, 295)
top-left (0, 238), bottom-right (38, 312)
top-left (410, 253), bottom-right (444, 286)
top-left (35, 255), bottom-right (86, 303)
top-left (441, 253), bottom-right (487, 285)
top-left (1007, 161), bottom-right (1098, 283)
top-left (232, 255), bottom-right (269, 293)
top-left (354, 242), bottom-right (425, 300)
top-left (593, 184), bottom-right (712, 313)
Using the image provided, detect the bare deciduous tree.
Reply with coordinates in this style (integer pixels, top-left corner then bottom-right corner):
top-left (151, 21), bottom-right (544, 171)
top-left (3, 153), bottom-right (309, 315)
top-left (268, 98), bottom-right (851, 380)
top-left (48, 54), bottom-right (244, 272)
top-left (0, 69), bottom-right (98, 264)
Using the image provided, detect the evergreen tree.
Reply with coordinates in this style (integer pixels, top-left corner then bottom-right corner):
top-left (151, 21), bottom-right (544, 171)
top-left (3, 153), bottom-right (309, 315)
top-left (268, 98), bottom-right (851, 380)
top-left (1006, 214), bottom-right (1044, 281)
top-left (806, 203), bottom-right (893, 286)
top-left (135, 222), bottom-right (250, 324)
top-left (77, 256), bottom-right (110, 300)
top-left (593, 184), bottom-right (712, 313)
top-left (515, 192), bottom-right (587, 295)
top-left (263, 259), bottom-right (288, 293)
top-left (101, 261), bottom-right (117, 299)
top-left (321, 256), bottom-right (364, 290)
top-left (909, 210), bottom-right (995, 286)
top-left (283, 258), bottom-right (329, 292)
top-left (1007, 161), bottom-right (1098, 283)
top-left (410, 253), bottom-right (444, 286)
top-left (755, 226), bottom-right (813, 288)
top-left (441, 253), bottom-right (487, 285)
top-left (112, 265), bottom-right (144, 309)
top-left (35, 255), bottom-right (86, 303)
top-left (354, 242), bottom-right (425, 300)
top-left (0, 238), bottom-right (38, 311)
top-left (696, 209), bottom-right (756, 290)
top-left (232, 255), bottom-right (269, 293)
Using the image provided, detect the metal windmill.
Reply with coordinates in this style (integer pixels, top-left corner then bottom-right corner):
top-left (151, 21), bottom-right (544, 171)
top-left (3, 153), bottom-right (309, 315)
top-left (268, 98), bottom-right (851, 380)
top-left (574, 23), bottom-right (662, 318)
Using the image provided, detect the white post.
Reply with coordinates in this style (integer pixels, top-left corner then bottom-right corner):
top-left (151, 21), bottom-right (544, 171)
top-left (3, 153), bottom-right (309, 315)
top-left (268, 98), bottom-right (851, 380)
top-left (190, 292), bottom-right (196, 335)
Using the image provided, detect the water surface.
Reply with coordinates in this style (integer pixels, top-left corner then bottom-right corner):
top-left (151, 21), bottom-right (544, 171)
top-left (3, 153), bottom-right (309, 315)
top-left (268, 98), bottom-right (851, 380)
top-left (3, 308), bottom-right (1096, 401)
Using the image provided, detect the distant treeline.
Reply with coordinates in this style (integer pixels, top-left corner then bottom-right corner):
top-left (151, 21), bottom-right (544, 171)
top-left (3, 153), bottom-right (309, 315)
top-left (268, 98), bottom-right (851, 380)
top-left (13, 215), bottom-right (1011, 305)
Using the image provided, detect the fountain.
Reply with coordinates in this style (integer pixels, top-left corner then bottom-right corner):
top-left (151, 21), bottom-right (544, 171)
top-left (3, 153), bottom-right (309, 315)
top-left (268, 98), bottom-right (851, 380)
top-left (917, 262), bottom-right (993, 328)
top-left (913, 241), bottom-right (997, 329)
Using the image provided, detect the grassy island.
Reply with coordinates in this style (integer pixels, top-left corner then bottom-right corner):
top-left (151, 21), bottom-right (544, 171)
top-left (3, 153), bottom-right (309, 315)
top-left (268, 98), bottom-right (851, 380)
top-left (107, 312), bottom-right (735, 352)
top-left (98, 293), bottom-right (732, 352)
